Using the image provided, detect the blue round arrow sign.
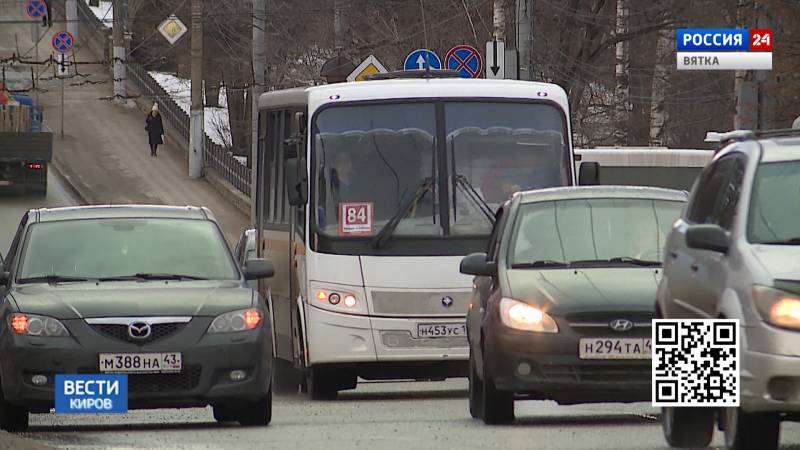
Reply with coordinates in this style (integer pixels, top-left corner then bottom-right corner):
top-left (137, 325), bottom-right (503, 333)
top-left (404, 49), bottom-right (442, 71)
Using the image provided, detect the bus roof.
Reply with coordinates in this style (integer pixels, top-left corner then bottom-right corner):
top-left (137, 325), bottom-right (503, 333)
top-left (257, 78), bottom-right (569, 113)
top-left (575, 147), bottom-right (713, 167)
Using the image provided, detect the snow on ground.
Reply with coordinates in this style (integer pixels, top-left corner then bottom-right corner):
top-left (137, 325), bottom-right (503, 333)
top-left (84, 0), bottom-right (113, 28)
top-left (149, 71), bottom-right (232, 148)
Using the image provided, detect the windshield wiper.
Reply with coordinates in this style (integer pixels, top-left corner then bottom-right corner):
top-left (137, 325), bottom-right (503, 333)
top-left (453, 174), bottom-right (495, 223)
top-left (570, 257), bottom-right (661, 267)
top-left (372, 178), bottom-right (434, 249)
top-left (99, 273), bottom-right (208, 281)
top-left (18, 275), bottom-right (90, 284)
top-left (760, 237), bottom-right (800, 246)
top-left (511, 260), bottom-right (570, 269)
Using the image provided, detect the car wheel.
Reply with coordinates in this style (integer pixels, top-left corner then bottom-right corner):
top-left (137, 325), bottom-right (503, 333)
top-left (468, 349), bottom-right (484, 419)
top-left (306, 366), bottom-right (339, 400)
top-left (661, 407), bottom-right (714, 448)
top-left (724, 407), bottom-right (779, 450)
top-left (273, 358), bottom-right (303, 395)
top-left (481, 359), bottom-right (514, 425)
top-left (236, 386), bottom-right (272, 426)
top-left (0, 400), bottom-right (29, 432)
top-left (212, 405), bottom-right (238, 423)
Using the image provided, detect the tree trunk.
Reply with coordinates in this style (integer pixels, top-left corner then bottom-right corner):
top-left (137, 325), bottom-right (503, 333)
top-left (649, 26), bottom-right (671, 146)
top-left (516, 0), bottom-right (533, 80)
top-left (226, 84), bottom-right (248, 155)
top-left (493, 0), bottom-right (506, 40)
top-left (613, 0), bottom-right (630, 146)
top-left (334, 0), bottom-right (348, 49)
top-left (205, 69), bottom-right (220, 108)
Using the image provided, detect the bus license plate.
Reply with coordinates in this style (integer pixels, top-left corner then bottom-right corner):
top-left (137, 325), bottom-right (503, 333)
top-left (416, 323), bottom-right (466, 338)
top-left (579, 338), bottom-right (651, 359)
top-left (99, 352), bottom-right (182, 373)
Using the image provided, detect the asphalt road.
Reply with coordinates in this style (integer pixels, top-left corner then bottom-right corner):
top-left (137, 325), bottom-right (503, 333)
top-left (3, 175), bottom-right (800, 450)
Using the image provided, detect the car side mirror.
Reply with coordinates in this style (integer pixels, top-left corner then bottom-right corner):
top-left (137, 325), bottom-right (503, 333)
top-left (285, 157), bottom-right (308, 206)
top-left (578, 161), bottom-right (600, 186)
top-left (686, 224), bottom-right (730, 254)
top-left (460, 252), bottom-right (496, 277)
top-left (243, 258), bottom-right (275, 281)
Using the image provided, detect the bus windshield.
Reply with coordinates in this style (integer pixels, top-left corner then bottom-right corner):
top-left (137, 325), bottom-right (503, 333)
top-left (312, 100), bottom-right (570, 241)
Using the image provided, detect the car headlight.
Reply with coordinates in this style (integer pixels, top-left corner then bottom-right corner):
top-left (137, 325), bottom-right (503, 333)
top-left (499, 298), bottom-right (558, 333)
top-left (753, 285), bottom-right (800, 330)
top-left (207, 308), bottom-right (262, 333)
top-left (8, 313), bottom-right (69, 337)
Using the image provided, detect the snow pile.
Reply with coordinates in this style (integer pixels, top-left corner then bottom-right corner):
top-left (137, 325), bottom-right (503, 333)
top-left (148, 71), bottom-right (232, 148)
top-left (84, 1), bottom-right (113, 28)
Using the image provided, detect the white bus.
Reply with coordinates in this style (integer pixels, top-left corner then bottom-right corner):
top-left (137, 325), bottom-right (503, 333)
top-left (575, 147), bottom-right (713, 191)
top-left (254, 75), bottom-right (575, 399)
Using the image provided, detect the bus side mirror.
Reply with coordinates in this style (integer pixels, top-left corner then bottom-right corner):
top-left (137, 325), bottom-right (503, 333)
top-left (285, 157), bottom-right (308, 206)
top-left (579, 162), bottom-right (600, 186)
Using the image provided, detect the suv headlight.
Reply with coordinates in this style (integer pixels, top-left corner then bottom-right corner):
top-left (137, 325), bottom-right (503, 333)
top-left (207, 308), bottom-right (262, 333)
top-left (499, 298), bottom-right (559, 333)
top-left (8, 313), bottom-right (69, 337)
top-left (753, 285), bottom-right (800, 330)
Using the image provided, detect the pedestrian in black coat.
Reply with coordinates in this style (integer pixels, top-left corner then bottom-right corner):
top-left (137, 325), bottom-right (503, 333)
top-left (145, 103), bottom-right (165, 157)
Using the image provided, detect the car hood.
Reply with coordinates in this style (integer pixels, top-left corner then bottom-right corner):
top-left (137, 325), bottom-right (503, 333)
top-left (507, 267), bottom-right (660, 314)
top-left (9, 281), bottom-right (252, 320)
top-left (751, 245), bottom-right (800, 281)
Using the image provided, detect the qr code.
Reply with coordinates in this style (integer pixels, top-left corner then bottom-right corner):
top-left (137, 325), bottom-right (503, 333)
top-left (652, 319), bottom-right (739, 407)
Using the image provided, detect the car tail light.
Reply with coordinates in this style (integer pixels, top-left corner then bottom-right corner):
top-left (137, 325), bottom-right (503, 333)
top-left (27, 163), bottom-right (43, 170)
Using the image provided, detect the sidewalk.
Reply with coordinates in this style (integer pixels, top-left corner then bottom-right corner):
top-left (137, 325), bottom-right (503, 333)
top-left (0, 3), bottom-right (249, 244)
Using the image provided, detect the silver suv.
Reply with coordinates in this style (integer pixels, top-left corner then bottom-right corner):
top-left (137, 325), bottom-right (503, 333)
top-left (657, 129), bottom-right (800, 450)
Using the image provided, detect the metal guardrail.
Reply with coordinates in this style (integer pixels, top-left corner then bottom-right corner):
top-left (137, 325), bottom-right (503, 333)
top-left (127, 64), bottom-right (251, 197)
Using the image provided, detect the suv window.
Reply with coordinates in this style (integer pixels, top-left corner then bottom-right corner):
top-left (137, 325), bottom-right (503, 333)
top-left (686, 156), bottom-right (736, 225)
top-left (716, 156), bottom-right (747, 230)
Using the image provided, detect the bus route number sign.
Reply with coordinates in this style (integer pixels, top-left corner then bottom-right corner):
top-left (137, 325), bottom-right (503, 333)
top-left (339, 202), bottom-right (373, 236)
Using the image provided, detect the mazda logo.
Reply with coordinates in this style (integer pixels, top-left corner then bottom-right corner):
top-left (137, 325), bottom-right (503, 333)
top-left (441, 296), bottom-right (454, 308)
top-left (128, 322), bottom-right (152, 339)
top-left (609, 319), bottom-right (634, 332)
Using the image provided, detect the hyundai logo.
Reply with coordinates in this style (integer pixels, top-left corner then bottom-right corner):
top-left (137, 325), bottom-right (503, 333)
top-left (609, 319), bottom-right (634, 332)
top-left (128, 322), bottom-right (152, 339)
top-left (441, 296), bottom-right (454, 308)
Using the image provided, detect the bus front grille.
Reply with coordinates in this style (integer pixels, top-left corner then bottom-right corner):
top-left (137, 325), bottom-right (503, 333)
top-left (370, 291), bottom-right (471, 316)
top-left (380, 331), bottom-right (468, 349)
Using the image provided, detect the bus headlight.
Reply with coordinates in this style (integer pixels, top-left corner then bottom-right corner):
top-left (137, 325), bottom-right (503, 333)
top-left (310, 284), bottom-right (367, 315)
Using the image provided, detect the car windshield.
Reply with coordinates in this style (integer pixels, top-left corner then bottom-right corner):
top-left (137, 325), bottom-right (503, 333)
top-left (312, 101), bottom-right (570, 240)
top-left (18, 218), bottom-right (239, 281)
top-left (748, 161), bottom-right (800, 244)
top-left (509, 197), bottom-right (685, 267)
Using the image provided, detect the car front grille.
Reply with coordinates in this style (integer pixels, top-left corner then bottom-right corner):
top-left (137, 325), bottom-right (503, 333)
top-left (78, 366), bottom-right (202, 394)
top-left (565, 311), bottom-right (654, 337)
top-left (91, 323), bottom-right (187, 345)
top-left (538, 364), bottom-right (651, 383)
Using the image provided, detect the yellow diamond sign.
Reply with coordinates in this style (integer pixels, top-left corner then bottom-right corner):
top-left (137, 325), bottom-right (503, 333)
top-left (347, 55), bottom-right (388, 82)
top-left (158, 15), bottom-right (188, 45)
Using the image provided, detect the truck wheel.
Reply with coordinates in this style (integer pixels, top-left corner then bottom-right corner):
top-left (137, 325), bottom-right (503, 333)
top-left (724, 407), bottom-right (779, 450)
top-left (273, 357), bottom-right (303, 395)
top-left (468, 349), bottom-right (484, 419)
top-left (0, 400), bottom-right (29, 432)
top-left (661, 407), bottom-right (714, 447)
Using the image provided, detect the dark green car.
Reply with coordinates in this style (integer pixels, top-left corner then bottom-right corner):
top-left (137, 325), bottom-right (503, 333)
top-left (460, 186), bottom-right (687, 424)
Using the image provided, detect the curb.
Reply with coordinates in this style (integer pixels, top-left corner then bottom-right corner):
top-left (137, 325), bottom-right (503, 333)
top-left (50, 158), bottom-right (93, 206)
top-left (205, 170), bottom-right (252, 217)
